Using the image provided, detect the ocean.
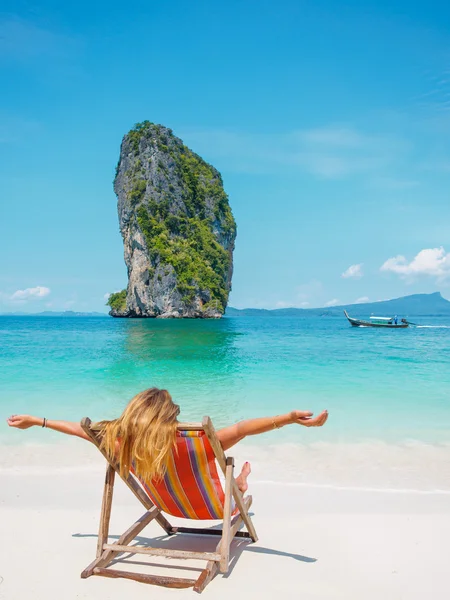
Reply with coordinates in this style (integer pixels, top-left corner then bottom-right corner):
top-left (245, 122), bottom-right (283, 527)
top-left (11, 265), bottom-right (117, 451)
top-left (2, 315), bottom-right (450, 491)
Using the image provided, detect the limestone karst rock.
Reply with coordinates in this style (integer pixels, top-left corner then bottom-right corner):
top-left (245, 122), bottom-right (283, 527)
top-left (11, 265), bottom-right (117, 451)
top-left (108, 122), bottom-right (236, 318)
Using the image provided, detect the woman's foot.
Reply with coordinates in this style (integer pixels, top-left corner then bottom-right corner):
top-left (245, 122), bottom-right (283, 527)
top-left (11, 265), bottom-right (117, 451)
top-left (235, 461), bottom-right (251, 493)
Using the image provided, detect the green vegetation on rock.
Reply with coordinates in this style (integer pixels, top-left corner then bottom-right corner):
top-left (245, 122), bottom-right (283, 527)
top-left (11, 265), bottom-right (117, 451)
top-left (113, 121), bottom-right (236, 317)
top-left (127, 122), bottom-right (235, 311)
top-left (129, 179), bottom-right (147, 206)
top-left (106, 289), bottom-right (127, 312)
top-left (137, 204), bottom-right (230, 308)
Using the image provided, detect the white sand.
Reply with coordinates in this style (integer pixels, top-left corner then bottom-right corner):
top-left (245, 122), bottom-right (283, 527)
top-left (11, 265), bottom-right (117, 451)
top-left (1, 440), bottom-right (449, 599)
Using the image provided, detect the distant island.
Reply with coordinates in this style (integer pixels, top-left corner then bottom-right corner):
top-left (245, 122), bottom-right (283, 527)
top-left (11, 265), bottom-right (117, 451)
top-left (108, 121), bottom-right (236, 319)
top-left (226, 292), bottom-right (450, 317)
top-left (0, 311), bottom-right (108, 317)
top-left (3, 292), bottom-right (449, 318)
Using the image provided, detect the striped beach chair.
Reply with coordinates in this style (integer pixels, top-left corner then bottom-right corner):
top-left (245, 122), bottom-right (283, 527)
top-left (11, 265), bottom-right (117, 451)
top-left (80, 416), bottom-right (258, 593)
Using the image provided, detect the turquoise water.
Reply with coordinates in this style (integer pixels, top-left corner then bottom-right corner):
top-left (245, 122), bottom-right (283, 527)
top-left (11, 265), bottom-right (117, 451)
top-left (1, 315), bottom-right (450, 446)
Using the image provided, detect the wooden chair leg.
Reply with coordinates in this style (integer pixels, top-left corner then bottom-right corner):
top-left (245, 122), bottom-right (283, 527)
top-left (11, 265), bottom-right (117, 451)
top-left (194, 493), bottom-right (254, 592)
top-left (230, 495), bottom-right (252, 538)
top-left (96, 464), bottom-right (115, 557)
top-left (193, 560), bottom-right (219, 594)
top-left (219, 457), bottom-right (234, 573)
top-left (81, 507), bottom-right (160, 578)
top-left (231, 484), bottom-right (258, 542)
top-left (202, 416), bottom-right (258, 542)
top-left (93, 567), bottom-right (196, 589)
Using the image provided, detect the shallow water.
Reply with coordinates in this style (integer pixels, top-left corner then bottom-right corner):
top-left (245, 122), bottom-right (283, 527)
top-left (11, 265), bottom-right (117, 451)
top-left (1, 314), bottom-right (449, 446)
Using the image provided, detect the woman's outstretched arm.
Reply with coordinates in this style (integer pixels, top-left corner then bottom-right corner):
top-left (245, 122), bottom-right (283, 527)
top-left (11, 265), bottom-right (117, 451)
top-left (7, 409), bottom-right (329, 450)
top-left (6, 415), bottom-right (91, 441)
top-left (216, 409), bottom-right (328, 451)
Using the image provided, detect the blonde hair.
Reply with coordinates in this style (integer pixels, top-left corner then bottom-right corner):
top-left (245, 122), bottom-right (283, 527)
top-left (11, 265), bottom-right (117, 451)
top-left (94, 388), bottom-right (180, 482)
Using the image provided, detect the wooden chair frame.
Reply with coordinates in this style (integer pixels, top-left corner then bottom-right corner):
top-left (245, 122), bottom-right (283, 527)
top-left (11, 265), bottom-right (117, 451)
top-left (80, 416), bottom-right (258, 593)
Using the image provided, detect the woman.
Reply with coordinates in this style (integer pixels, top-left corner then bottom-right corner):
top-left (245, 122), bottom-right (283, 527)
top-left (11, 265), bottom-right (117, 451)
top-left (7, 387), bottom-right (328, 493)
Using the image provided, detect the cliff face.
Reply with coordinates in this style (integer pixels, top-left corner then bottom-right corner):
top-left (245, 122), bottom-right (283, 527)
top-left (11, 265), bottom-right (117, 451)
top-left (109, 122), bottom-right (236, 318)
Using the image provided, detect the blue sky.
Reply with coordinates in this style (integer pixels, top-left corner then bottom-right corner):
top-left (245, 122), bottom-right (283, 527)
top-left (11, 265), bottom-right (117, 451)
top-left (1, 0), bottom-right (450, 312)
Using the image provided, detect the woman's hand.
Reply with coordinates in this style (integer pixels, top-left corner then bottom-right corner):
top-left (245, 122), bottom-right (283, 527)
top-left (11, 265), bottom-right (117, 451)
top-left (7, 415), bottom-right (91, 441)
top-left (6, 415), bottom-right (41, 429)
top-left (291, 409), bottom-right (328, 427)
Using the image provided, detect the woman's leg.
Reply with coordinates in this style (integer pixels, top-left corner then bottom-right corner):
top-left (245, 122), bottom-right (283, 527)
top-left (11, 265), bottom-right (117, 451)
top-left (235, 462), bottom-right (251, 493)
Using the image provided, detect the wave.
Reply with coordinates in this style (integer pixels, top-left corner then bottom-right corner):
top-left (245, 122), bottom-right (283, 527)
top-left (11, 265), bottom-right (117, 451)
top-left (416, 325), bottom-right (450, 329)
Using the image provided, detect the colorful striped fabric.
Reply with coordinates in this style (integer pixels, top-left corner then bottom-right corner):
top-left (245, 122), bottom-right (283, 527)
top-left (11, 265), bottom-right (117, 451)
top-left (137, 430), bottom-right (231, 520)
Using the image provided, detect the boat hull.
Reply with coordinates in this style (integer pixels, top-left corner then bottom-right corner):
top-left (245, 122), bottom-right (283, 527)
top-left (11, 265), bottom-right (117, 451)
top-left (344, 310), bottom-right (409, 328)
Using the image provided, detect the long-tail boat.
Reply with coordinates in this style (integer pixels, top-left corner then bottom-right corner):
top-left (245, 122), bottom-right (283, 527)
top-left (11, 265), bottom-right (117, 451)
top-left (344, 310), bottom-right (409, 328)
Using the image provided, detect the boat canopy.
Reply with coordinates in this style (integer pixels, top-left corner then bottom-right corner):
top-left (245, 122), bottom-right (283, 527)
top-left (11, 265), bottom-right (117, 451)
top-left (369, 316), bottom-right (393, 321)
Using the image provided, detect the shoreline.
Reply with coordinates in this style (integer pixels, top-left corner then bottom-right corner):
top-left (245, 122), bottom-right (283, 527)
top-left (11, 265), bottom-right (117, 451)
top-left (2, 436), bottom-right (450, 493)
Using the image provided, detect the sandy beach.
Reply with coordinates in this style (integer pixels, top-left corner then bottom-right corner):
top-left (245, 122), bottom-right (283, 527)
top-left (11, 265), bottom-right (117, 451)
top-left (4, 0), bottom-right (450, 597)
top-left (1, 440), bottom-right (449, 600)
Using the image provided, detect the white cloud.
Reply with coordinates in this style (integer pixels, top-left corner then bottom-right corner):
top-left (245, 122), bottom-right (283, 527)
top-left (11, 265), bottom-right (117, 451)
top-left (325, 299), bottom-right (340, 307)
top-left (10, 286), bottom-right (50, 301)
top-left (342, 263), bottom-right (364, 279)
top-left (380, 247), bottom-right (450, 281)
top-left (355, 296), bottom-right (370, 304)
